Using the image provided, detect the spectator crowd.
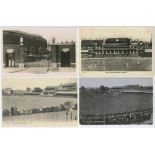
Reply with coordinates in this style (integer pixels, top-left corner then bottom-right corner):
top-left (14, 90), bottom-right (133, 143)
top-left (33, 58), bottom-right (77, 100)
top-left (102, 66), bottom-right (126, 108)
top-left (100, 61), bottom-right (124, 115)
top-left (80, 109), bottom-right (152, 125)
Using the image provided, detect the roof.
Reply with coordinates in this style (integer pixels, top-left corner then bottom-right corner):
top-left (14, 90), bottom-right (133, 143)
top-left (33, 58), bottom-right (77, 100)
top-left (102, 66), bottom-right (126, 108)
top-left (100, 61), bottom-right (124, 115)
top-left (105, 38), bottom-right (131, 44)
top-left (125, 85), bottom-right (140, 88)
top-left (4, 30), bottom-right (46, 41)
top-left (56, 91), bottom-right (77, 94)
top-left (48, 42), bottom-right (75, 46)
top-left (62, 83), bottom-right (76, 87)
top-left (81, 40), bottom-right (95, 46)
top-left (46, 86), bottom-right (58, 88)
top-left (111, 86), bottom-right (123, 89)
top-left (45, 86), bottom-right (58, 89)
top-left (81, 39), bottom-right (103, 46)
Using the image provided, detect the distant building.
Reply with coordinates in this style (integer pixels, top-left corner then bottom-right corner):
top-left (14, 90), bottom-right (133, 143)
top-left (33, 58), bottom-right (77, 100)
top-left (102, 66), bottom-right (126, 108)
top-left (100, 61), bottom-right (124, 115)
top-left (56, 83), bottom-right (77, 97)
top-left (108, 85), bottom-right (153, 94)
top-left (81, 38), bottom-right (152, 57)
top-left (43, 86), bottom-right (58, 96)
top-left (124, 85), bottom-right (140, 89)
top-left (2, 88), bottom-right (13, 95)
top-left (47, 42), bottom-right (76, 67)
top-left (122, 85), bottom-right (153, 94)
top-left (80, 85), bottom-right (153, 95)
top-left (59, 82), bottom-right (77, 91)
top-left (110, 86), bottom-right (123, 93)
top-left (103, 38), bottom-right (144, 56)
top-left (3, 30), bottom-right (47, 68)
top-left (13, 90), bottom-right (25, 95)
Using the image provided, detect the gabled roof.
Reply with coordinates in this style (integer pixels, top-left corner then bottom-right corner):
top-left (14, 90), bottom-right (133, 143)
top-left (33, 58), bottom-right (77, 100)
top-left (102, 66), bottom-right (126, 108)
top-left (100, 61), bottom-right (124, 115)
top-left (105, 38), bottom-right (131, 44)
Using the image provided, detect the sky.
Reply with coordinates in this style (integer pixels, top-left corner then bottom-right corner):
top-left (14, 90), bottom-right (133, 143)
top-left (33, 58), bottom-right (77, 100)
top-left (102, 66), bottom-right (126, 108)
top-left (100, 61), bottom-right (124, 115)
top-left (80, 27), bottom-right (153, 41)
top-left (3, 27), bottom-right (76, 43)
top-left (2, 78), bottom-right (77, 90)
top-left (80, 78), bottom-right (153, 88)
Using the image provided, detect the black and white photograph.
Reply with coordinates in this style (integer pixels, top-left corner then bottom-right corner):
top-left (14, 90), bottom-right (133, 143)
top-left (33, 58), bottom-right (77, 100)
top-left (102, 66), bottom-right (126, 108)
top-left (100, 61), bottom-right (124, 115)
top-left (80, 78), bottom-right (153, 125)
top-left (1, 1), bottom-right (155, 155)
top-left (2, 78), bottom-right (77, 127)
top-left (2, 27), bottom-right (76, 74)
top-left (80, 27), bottom-right (152, 73)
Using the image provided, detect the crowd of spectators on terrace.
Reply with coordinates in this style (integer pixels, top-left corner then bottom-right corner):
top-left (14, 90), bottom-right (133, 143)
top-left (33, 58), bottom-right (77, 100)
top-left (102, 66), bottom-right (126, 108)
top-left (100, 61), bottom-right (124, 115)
top-left (80, 109), bottom-right (152, 125)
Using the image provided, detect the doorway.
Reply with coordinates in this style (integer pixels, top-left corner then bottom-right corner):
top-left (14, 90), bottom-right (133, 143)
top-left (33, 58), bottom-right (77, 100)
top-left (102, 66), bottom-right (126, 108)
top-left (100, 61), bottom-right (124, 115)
top-left (61, 51), bottom-right (70, 67)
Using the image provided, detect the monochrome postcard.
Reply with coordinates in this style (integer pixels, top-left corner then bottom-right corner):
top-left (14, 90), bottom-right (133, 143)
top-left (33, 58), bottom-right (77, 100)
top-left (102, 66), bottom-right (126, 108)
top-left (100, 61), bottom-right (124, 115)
top-left (80, 27), bottom-right (153, 76)
top-left (80, 78), bottom-right (153, 125)
top-left (2, 27), bottom-right (77, 76)
top-left (2, 78), bottom-right (77, 127)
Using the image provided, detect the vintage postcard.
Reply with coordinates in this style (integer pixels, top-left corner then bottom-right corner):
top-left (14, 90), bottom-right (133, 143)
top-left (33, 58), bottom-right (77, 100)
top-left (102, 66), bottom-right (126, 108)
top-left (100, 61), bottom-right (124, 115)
top-left (2, 78), bottom-right (77, 127)
top-left (80, 27), bottom-right (154, 77)
top-left (2, 27), bottom-right (77, 76)
top-left (80, 77), bottom-right (153, 125)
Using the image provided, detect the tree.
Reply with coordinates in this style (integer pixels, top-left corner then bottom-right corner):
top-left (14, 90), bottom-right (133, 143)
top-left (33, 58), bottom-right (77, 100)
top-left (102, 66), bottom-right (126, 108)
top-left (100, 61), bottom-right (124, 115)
top-left (3, 109), bottom-right (10, 117)
top-left (26, 87), bottom-right (31, 92)
top-left (80, 86), bottom-right (86, 91)
top-left (100, 85), bottom-right (109, 91)
top-left (100, 85), bottom-right (105, 91)
top-left (52, 37), bottom-right (55, 44)
top-left (33, 87), bottom-right (43, 93)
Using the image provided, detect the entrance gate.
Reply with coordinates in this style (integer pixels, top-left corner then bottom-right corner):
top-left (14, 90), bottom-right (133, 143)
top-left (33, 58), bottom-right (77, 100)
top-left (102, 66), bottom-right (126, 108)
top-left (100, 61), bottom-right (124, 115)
top-left (61, 49), bottom-right (70, 67)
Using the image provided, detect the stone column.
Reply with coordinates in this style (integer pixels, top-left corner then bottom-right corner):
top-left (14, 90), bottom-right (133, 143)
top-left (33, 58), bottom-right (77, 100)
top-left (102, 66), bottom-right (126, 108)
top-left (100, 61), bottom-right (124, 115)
top-left (18, 37), bottom-right (25, 67)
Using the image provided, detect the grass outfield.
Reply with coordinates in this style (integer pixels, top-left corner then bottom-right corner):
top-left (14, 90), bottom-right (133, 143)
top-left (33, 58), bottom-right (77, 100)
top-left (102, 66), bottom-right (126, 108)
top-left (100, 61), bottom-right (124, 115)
top-left (80, 93), bottom-right (153, 115)
top-left (81, 57), bottom-right (152, 71)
